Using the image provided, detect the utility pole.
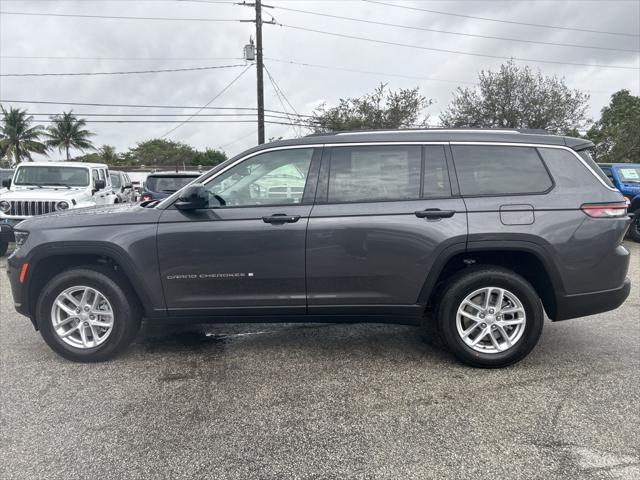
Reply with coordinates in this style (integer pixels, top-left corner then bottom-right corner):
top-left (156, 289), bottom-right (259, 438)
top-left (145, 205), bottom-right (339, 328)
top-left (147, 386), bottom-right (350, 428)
top-left (255, 0), bottom-right (265, 144)
top-left (240, 1), bottom-right (274, 145)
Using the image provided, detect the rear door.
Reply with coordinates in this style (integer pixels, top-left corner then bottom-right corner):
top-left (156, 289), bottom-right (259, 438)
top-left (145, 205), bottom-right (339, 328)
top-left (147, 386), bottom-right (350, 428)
top-left (157, 147), bottom-right (321, 316)
top-left (306, 143), bottom-right (467, 314)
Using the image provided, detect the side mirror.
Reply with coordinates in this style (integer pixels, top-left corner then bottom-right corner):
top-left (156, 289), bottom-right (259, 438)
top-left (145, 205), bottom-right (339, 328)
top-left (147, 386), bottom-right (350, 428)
top-left (175, 184), bottom-right (209, 210)
top-left (1, 178), bottom-right (10, 188)
top-left (94, 179), bottom-right (106, 190)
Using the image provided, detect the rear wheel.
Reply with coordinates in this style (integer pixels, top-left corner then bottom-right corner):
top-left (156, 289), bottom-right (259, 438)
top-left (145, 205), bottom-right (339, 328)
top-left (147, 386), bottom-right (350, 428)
top-left (36, 266), bottom-right (141, 362)
top-left (436, 267), bottom-right (544, 368)
top-left (0, 239), bottom-right (8, 256)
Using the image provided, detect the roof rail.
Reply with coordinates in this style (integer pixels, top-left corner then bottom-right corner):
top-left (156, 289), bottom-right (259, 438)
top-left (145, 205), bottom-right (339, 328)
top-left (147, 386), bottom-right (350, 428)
top-left (333, 128), bottom-right (523, 136)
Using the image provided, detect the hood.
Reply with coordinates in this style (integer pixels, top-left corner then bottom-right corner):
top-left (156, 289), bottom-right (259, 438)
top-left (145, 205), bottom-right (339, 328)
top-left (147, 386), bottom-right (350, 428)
top-left (1, 187), bottom-right (89, 201)
top-left (16, 203), bottom-right (163, 231)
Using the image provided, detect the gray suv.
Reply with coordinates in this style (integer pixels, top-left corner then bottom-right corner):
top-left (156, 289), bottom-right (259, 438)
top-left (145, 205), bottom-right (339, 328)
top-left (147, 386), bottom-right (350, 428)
top-left (6, 129), bottom-right (632, 367)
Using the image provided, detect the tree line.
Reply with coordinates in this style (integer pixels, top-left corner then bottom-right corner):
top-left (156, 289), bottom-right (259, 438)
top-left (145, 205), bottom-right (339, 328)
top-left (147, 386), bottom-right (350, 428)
top-left (1, 61), bottom-right (638, 167)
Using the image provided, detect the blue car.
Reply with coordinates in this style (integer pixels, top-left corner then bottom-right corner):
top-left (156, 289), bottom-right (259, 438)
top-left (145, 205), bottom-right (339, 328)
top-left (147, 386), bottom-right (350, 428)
top-left (598, 163), bottom-right (640, 201)
top-left (598, 163), bottom-right (640, 242)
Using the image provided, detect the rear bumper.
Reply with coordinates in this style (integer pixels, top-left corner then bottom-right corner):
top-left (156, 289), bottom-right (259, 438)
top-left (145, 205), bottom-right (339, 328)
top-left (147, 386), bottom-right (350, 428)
top-left (554, 277), bottom-right (631, 321)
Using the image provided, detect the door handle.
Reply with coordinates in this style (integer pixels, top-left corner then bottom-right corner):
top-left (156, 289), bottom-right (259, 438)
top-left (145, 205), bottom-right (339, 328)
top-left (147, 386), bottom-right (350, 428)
top-left (262, 213), bottom-right (301, 224)
top-left (415, 209), bottom-right (456, 219)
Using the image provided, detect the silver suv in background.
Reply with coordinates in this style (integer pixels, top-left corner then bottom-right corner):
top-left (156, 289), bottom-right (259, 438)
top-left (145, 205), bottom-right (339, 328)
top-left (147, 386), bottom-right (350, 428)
top-left (6, 129), bottom-right (632, 367)
top-left (110, 171), bottom-right (136, 203)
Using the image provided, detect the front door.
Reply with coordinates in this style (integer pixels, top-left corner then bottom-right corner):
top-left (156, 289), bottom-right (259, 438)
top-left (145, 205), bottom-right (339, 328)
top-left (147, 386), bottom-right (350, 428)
top-left (306, 144), bottom-right (468, 314)
top-left (157, 147), bottom-right (321, 316)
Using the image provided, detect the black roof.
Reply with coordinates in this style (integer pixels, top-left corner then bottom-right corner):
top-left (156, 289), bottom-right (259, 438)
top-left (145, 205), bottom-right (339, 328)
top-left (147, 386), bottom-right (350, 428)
top-left (236, 128), bottom-right (593, 159)
top-left (147, 171), bottom-right (201, 177)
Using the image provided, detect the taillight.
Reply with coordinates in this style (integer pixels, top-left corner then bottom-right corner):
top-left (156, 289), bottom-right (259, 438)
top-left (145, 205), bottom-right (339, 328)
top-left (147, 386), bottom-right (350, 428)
top-left (141, 194), bottom-right (152, 201)
top-left (580, 202), bottom-right (628, 218)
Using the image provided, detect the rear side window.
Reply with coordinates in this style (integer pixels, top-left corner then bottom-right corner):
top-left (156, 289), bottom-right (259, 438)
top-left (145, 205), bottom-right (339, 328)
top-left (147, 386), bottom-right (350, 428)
top-left (452, 145), bottom-right (552, 196)
top-left (328, 146), bottom-right (421, 202)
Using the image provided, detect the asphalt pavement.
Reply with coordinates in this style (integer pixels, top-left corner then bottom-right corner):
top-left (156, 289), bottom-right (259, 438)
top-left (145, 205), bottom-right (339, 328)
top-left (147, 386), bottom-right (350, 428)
top-left (1, 243), bottom-right (639, 479)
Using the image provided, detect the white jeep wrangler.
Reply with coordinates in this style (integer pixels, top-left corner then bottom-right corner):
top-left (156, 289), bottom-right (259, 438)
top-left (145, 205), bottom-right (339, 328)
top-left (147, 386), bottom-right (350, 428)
top-left (0, 162), bottom-right (116, 255)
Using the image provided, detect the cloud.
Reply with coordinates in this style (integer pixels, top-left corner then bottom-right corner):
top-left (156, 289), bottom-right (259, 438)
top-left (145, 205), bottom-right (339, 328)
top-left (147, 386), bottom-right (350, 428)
top-left (1, 0), bottom-right (638, 159)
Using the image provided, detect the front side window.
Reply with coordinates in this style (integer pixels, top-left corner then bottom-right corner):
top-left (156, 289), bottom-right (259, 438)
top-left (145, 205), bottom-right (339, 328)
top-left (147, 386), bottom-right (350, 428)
top-left (204, 148), bottom-right (314, 207)
top-left (328, 146), bottom-right (421, 203)
top-left (452, 145), bottom-right (553, 196)
top-left (14, 166), bottom-right (90, 187)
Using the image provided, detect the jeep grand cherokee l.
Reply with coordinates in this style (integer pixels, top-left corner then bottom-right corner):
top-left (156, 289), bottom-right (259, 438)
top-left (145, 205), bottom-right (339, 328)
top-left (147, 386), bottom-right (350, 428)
top-left (6, 129), bottom-right (632, 367)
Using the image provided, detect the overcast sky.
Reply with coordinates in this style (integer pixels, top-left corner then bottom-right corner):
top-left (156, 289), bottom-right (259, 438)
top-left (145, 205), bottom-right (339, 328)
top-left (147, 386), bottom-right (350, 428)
top-left (1, 0), bottom-right (639, 160)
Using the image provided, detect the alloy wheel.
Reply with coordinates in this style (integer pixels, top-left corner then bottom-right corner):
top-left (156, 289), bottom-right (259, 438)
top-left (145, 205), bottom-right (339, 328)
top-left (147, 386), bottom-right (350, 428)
top-left (455, 286), bottom-right (527, 354)
top-left (50, 286), bottom-right (114, 349)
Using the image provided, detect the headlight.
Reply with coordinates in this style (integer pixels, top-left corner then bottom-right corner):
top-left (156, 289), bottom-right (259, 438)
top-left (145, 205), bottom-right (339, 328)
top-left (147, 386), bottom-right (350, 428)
top-left (56, 201), bottom-right (70, 210)
top-left (0, 200), bottom-right (9, 213)
top-left (13, 230), bottom-right (29, 251)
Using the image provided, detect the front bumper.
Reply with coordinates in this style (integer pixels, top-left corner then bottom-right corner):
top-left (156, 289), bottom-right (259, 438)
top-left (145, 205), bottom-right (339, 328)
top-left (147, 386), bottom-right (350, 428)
top-left (6, 250), bottom-right (30, 319)
top-left (554, 277), bottom-right (632, 321)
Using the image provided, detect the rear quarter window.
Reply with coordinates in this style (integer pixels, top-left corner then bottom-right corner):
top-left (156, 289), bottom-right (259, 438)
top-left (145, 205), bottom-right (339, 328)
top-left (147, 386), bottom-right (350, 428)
top-left (578, 149), bottom-right (615, 188)
top-left (452, 145), bottom-right (553, 196)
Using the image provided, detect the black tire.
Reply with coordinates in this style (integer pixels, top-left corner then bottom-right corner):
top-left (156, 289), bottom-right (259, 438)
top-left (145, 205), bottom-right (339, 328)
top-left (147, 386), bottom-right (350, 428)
top-left (436, 266), bottom-right (544, 368)
top-left (0, 239), bottom-right (8, 257)
top-left (36, 265), bottom-right (141, 362)
top-left (628, 214), bottom-right (640, 243)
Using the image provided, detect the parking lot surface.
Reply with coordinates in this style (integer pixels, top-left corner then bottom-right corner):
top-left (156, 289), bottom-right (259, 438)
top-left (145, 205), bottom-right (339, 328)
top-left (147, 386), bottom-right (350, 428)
top-left (1, 243), bottom-right (639, 480)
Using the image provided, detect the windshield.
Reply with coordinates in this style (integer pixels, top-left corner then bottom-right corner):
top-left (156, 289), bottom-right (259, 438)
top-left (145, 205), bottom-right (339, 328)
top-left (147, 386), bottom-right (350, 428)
top-left (146, 175), bottom-right (197, 193)
top-left (14, 166), bottom-right (90, 187)
top-left (615, 166), bottom-right (640, 183)
top-left (110, 173), bottom-right (122, 188)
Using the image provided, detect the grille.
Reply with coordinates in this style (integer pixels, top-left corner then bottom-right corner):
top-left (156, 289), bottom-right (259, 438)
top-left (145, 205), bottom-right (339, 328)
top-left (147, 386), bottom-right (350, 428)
top-left (8, 200), bottom-right (57, 217)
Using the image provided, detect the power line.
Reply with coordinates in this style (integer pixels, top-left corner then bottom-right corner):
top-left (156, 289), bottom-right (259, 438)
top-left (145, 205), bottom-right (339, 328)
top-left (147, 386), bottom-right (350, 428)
top-left (220, 129), bottom-right (258, 150)
top-left (26, 112), bottom-right (300, 118)
top-left (0, 99), bottom-right (314, 117)
top-left (263, 65), bottom-right (304, 136)
top-left (0, 55), bottom-right (244, 61)
top-left (364, 0), bottom-right (640, 38)
top-left (161, 64), bottom-right (252, 138)
top-left (34, 119), bottom-right (313, 126)
top-left (0, 10), bottom-right (247, 22)
top-left (266, 57), bottom-right (477, 85)
top-left (279, 24), bottom-right (640, 70)
top-left (0, 63), bottom-right (248, 77)
top-left (274, 5), bottom-right (639, 53)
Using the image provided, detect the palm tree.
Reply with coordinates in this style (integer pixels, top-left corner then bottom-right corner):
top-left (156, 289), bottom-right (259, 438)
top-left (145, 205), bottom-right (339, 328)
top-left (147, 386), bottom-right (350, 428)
top-left (0, 106), bottom-right (48, 166)
top-left (97, 144), bottom-right (120, 164)
top-left (46, 111), bottom-right (95, 160)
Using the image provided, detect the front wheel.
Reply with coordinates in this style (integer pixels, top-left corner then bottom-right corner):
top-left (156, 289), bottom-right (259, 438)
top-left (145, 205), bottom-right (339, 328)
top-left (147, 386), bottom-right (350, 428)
top-left (436, 267), bottom-right (544, 368)
top-left (36, 266), bottom-right (141, 362)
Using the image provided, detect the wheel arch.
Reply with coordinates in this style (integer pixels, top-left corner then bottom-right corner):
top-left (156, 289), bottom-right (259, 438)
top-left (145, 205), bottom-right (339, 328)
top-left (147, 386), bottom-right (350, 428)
top-left (419, 240), bottom-right (564, 320)
top-left (23, 243), bottom-right (155, 322)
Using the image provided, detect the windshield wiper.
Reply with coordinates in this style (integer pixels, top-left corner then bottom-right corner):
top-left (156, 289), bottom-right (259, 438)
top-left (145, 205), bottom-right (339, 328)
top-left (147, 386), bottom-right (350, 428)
top-left (47, 183), bottom-right (72, 189)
